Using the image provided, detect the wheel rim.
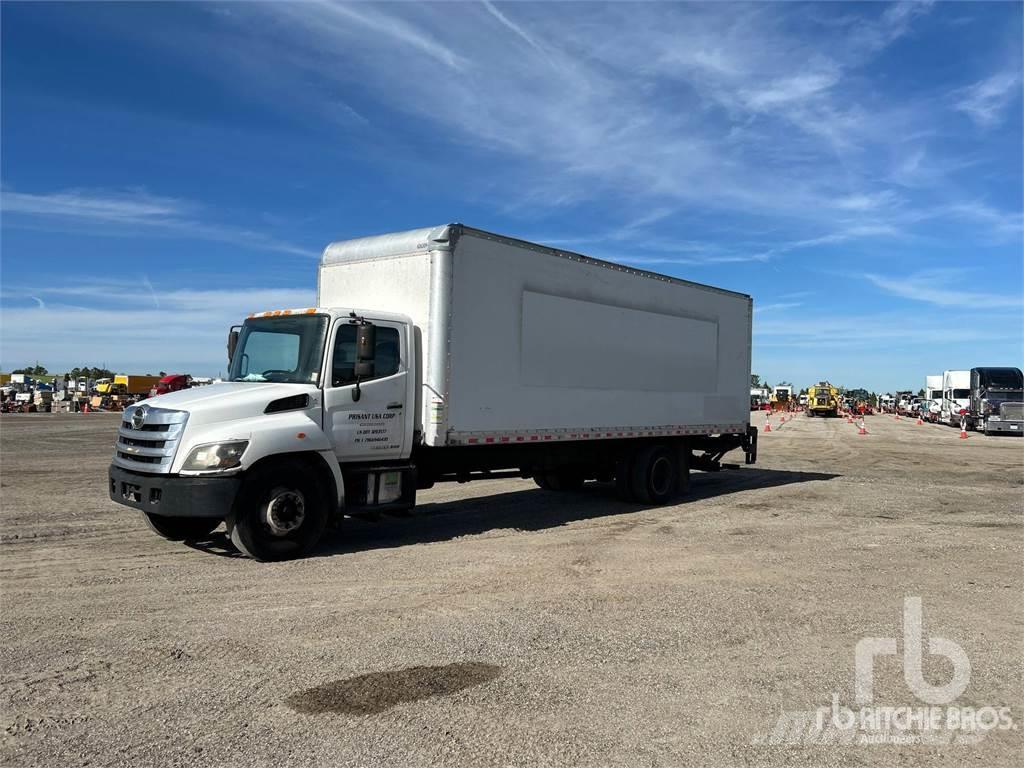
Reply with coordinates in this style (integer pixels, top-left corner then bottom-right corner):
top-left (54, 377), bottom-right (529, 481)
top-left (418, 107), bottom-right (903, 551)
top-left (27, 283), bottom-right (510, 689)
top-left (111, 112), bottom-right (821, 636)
top-left (262, 488), bottom-right (306, 536)
top-left (650, 456), bottom-right (673, 496)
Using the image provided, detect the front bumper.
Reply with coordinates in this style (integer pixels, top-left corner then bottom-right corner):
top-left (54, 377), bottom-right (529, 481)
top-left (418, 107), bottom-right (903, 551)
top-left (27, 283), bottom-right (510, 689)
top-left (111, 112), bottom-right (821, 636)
top-left (108, 464), bottom-right (241, 518)
top-left (984, 420), bottom-right (1023, 435)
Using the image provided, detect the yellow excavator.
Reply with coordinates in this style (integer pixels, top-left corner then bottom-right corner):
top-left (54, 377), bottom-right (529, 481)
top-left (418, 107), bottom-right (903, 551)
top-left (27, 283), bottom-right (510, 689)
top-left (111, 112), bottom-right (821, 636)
top-left (806, 381), bottom-right (840, 417)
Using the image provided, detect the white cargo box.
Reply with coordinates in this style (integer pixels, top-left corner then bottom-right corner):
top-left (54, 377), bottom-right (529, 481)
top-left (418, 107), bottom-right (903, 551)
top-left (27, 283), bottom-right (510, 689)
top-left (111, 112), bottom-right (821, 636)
top-left (319, 225), bottom-right (752, 448)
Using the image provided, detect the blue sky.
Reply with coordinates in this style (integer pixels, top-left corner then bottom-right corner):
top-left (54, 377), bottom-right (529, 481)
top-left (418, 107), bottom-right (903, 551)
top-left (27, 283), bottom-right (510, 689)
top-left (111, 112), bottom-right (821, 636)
top-left (1, 1), bottom-right (1021, 390)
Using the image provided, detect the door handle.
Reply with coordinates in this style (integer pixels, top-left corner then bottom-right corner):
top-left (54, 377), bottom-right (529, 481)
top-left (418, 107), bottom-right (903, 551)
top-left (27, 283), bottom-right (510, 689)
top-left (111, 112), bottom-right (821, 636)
top-left (387, 402), bottom-right (403, 409)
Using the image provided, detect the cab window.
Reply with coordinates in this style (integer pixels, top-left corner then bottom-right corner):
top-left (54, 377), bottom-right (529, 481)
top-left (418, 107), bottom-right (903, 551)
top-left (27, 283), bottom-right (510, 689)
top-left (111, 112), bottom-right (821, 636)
top-left (332, 325), bottom-right (401, 387)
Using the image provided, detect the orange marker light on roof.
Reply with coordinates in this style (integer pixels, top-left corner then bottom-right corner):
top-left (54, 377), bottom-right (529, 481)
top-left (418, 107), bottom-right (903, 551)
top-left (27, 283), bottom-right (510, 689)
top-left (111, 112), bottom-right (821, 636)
top-left (304, 308), bottom-right (316, 314)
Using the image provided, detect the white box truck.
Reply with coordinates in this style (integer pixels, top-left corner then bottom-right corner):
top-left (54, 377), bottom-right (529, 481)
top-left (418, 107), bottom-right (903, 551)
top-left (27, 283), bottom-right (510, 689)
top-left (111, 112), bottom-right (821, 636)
top-left (109, 225), bottom-right (756, 560)
top-left (940, 370), bottom-right (971, 427)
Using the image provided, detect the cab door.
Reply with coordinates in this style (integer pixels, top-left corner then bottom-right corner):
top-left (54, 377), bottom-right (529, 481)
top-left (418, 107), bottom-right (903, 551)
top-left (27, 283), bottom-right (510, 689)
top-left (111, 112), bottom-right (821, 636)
top-left (322, 319), bottom-right (412, 462)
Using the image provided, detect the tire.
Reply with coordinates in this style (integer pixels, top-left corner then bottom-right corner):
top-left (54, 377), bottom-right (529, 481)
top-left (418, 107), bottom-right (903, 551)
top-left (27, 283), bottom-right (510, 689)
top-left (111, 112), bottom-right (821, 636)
top-left (144, 513), bottom-right (220, 542)
top-left (630, 444), bottom-right (678, 505)
top-left (227, 460), bottom-right (328, 562)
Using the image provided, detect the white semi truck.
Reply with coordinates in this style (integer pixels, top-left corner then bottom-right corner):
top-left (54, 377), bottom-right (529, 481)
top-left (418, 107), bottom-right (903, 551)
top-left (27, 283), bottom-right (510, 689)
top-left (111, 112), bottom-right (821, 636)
top-left (940, 369), bottom-right (971, 427)
top-left (109, 225), bottom-right (757, 560)
top-left (924, 374), bottom-right (942, 422)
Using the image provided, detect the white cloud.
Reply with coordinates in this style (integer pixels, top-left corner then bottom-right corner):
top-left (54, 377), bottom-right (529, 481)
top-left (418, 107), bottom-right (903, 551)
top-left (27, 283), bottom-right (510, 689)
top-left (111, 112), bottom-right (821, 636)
top-left (742, 71), bottom-right (840, 110)
top-left (864, 269), bottom-right (1022, 309)
top-left (2, 188), bottom-right (188, 221)
top-left (954, 70), bottom-right (1022, 128)
top-left (0, 282), bottom-right (315, 374)
top-left (834, 191), bottom-right (901, 211)
top-left (481, 1), bottom-right (545, 54)
top-left (208, 1), bottom-right (939, 228)
top-left (1, 188), bottom-right (318, 258)
top-left (754, 302), bottom-right (803, 314)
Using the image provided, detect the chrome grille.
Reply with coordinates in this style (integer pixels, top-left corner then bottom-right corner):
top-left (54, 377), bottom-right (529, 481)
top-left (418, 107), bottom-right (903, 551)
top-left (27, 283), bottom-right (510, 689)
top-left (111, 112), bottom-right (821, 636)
top-left (1000, 401), bottom-right (1024, 421)
top-left (113, 406), bottom-right (188, 473)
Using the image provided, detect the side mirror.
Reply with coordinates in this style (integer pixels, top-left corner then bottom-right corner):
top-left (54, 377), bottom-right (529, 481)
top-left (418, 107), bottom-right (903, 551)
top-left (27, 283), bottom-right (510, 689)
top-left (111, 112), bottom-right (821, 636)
top-left (227, 326), bottom-right (241, 365)
top-left (351, 321), bottom-right (376, 402)
top-left (356, 323), bottom-right (376, 362)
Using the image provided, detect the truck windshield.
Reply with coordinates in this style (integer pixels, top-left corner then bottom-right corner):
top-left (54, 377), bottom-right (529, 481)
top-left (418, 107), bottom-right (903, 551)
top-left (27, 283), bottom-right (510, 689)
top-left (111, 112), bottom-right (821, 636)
top-left (229, 315), bottom-right (329, 384)
top-left (979, 369), bottom-right (1023, 389)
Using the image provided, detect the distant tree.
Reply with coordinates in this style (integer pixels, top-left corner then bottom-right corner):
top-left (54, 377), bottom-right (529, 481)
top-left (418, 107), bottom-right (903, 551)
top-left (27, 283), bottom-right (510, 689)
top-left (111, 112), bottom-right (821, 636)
top-left (917, 388), bottom-right (925, 398)
top-left (12, 364), bottom-right (48, 375)
top-left (67, 366), bottom-right (115, 380)
top-left (751, 374), bottom-right (761, 388)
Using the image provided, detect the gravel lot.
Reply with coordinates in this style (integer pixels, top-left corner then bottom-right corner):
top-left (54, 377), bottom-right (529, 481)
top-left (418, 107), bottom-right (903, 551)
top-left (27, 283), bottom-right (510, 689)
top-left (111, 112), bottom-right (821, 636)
top-left (1, 412), bottom-right (1022, 767)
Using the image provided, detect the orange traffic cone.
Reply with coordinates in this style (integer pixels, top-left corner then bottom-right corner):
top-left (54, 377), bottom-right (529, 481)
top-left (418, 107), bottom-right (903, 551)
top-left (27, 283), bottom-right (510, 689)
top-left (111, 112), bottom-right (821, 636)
top-left (894, 413), bottom-right (900, 420)
top-left (764, 421), bottom-right (772, 433)
top-left (959, 425), bottom-right (968, 439)
top-left (81, 401), bottom-right (89, 414)
top-left (916, 417), bottom-right (923, 425)
top-left (858, 420), bottom-right (868, 435)
top-left (847, 414), bottom-right (854, 424)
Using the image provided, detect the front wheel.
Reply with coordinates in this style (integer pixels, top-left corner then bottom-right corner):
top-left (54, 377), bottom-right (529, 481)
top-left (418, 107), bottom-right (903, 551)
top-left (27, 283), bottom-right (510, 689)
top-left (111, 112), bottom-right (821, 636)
top-left (144, 513), bottom-right (220, 541)
top-left (227, 461), bottom-right (328, 561)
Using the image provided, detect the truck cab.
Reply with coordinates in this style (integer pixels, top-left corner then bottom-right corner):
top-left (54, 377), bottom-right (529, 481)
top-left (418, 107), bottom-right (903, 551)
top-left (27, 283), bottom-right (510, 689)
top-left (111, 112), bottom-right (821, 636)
top-left (153, 374), bottom-right (192, 396)
top-left (940, 370), bottom-right (971, 427)
top-left (806, 381), bottom-right (839, 417)
top-left (967, 367), bottom-right (1023, 435)
top-left (109, 307), bottom-right (418, 561)
top-left (924, 375), bottom-right (943, 422)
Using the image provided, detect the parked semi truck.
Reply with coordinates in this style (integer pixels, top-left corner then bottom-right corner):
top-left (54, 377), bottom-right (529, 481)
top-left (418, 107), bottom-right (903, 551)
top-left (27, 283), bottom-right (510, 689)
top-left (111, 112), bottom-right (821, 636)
top-left (964, 367), bottom-right (1023, 435)
top-left (108, 224), bottom-right (757, 561)
top-left (806, 381), bottom-right (839, 417)
top-left (940, 370), bottom-right (971, 427)
top-left (924, 374), bottom-right (942, 422)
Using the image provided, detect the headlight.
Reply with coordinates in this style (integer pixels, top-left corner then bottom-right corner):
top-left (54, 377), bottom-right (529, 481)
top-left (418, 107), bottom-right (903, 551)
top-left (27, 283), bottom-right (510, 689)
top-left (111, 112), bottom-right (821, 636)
top-left (182, 441), bottom-right (248, 471)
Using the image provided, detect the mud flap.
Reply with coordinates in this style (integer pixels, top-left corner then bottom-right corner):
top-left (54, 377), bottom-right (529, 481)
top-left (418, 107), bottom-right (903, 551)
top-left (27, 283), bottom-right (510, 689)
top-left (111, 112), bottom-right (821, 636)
top-left (744, 425), bottom-right (758, 465)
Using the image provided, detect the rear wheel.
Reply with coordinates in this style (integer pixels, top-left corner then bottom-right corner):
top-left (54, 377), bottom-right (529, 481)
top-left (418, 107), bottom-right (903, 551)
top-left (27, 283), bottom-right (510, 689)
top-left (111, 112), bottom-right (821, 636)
top-left (227, 461), bottom-right (327, 561)
top-left (630, 444), bottom-right (678, 505)
top-left (144, 513), bottom-right (220, 541)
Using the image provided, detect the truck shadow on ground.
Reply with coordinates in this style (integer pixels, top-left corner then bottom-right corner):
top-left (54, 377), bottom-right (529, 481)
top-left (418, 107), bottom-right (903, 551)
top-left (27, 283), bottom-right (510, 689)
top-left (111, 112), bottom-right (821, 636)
top-left (187, 467), bottom-right (838, 559)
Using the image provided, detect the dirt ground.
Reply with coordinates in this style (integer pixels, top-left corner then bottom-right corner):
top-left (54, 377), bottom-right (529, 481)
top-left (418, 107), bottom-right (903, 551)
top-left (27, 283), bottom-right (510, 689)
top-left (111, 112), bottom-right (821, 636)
top-left (1, 412), bottom-right (1022, 767)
